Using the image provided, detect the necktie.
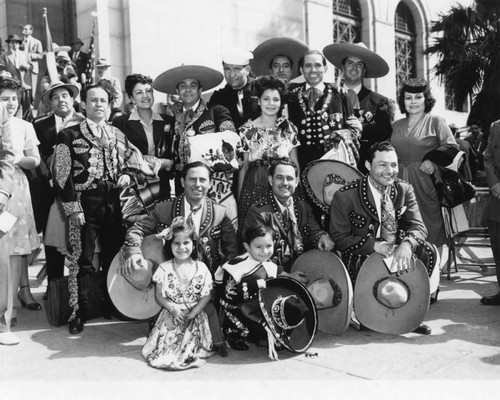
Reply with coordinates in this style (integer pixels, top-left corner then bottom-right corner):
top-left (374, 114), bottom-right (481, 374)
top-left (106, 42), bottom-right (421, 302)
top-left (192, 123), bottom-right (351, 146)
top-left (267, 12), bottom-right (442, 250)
top-left (304, 87), bottom-right (321, 111)
top-left (96, 125), bottom-right (108, 148)
top-left (236, 90), bottom-right (244, 117)
top-left (186, 203), bottom-right (202, 233)
top-left (283, 199), bottom-right (304, 254)
top-left (347, 89), bottom-right (360, 111)
top-left (370, 178), bottom-right (397, 246)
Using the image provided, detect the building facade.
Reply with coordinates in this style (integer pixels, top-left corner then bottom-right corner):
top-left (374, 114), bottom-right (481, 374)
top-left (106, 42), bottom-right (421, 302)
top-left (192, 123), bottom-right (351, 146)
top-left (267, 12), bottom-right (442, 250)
top-left (0, 0), bottom-right (473, 125)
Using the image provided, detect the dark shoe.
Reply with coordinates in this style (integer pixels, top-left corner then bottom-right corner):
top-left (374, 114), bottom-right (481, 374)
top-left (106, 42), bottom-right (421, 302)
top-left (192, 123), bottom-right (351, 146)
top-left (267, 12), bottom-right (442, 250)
top-left (413, 323), bottom-right (431, 335)
top-left (430, 287), bottom-right (440, 305)
top-left (11, 317), bottom-right (17, 327)
top-left (18, 285), bottom-right (42, 311)
top-left (227, 336), bottom-right (249, 351)
top-left (42, 290), bottom-right (48, 301)
top-left (69, 318), bottom-right (84, 335)
top-left (480, 293), bottom-right (500, 305)
top-left (214, 342), bottom-right (228, 357)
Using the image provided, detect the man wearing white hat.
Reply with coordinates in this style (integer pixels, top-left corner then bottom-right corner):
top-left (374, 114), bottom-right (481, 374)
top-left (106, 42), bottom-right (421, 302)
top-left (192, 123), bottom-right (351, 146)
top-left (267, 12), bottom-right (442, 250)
top-left (208, 49), bottom-right (260, 129)
top-left (323, 42), bottom-right (392, 172)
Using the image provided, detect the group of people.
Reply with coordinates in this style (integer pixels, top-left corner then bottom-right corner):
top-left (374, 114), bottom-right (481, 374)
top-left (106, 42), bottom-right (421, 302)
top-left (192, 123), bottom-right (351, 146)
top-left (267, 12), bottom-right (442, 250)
top-left (0, 31), bottom-right (498, 373)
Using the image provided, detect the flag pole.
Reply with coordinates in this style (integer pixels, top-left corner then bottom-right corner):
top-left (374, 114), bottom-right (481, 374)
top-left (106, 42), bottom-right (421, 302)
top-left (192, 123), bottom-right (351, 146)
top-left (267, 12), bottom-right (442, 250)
top-left (83, 12), bottom-right (98, 91)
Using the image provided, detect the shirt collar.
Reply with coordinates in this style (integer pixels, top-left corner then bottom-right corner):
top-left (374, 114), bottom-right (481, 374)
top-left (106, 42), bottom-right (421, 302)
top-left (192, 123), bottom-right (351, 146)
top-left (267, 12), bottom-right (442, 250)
top-left (346, 82), bottom-right (362, 94)
top-left (273, 195), bottom-right (293, 212)
top-left (183, 100), bottom-right (201, 113)
top-left (305, 82), bottom-right (326, 93)
top-left (128, 108), bottom-right (163, 122)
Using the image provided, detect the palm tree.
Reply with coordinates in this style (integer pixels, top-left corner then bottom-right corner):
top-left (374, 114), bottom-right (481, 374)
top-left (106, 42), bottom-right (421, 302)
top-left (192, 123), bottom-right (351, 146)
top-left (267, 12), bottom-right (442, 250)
top-left (426, 0), bottom-right (500, 132)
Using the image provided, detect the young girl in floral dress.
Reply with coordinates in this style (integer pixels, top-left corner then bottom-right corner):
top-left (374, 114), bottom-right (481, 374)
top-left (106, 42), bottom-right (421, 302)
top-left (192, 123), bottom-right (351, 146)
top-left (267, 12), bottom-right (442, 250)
top-left (142, 217), bottom-right (214, 370)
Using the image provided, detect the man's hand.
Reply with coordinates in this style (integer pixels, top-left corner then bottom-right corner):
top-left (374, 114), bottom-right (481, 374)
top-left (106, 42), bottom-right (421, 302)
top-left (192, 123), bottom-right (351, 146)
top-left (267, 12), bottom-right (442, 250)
top-left (374, 241), bottom-right (395, 258)
top-left (391, 241), bottom-right (413, 276)
top-left (0, 192), bottom-right (8, 211)
top-left (122, 253), bottom-right (146, 277)
top-left (117, 174), bottom-right (131, 188)
top-left (69, 212), bottom-right (85, 227)
top-left (491, 182), bottom-right (500, 199)
top-left (346, 116), bottom-right (362, 134)
top-left (317, 234), bottom-right (334, 251)
top-left (420, 160), bottom-right (435, 175)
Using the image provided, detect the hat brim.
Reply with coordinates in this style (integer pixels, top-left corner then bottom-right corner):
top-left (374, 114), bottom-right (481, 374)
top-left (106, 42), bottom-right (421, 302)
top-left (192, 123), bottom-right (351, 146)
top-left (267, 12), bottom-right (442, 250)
top-left (323, 43), bottom-right (389, 78)
top-left (291, 250), bottom-right (353, 335)
top-left (41, 82), bottom-right (80, 106)
top-left (354, 253), bottom-right (430, 334)
top-left (301, 159), bottom-right (364, 213)
top-left (153, 65), bottom-right (223, 94)
top-left (259, 277), bottom-right (317, 353)
top-left (250, 37), bottom-right (310, 79)
top-left (107, 235), bottom-right (165, 320)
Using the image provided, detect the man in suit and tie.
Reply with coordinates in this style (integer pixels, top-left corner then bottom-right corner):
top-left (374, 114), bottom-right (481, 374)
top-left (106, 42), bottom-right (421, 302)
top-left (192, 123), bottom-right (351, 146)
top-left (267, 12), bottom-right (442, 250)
top-left (33, 81), bottom-right (84, 286)
top-left (244, 158), bottom-right (334, 272)
top-left (22, 24), bottom-right (43, 100)
top-left (323, 42), bottom-right (393, 173)
top-left (287, 50), bottom-right (362, 171)
top-left (68, 38), bottom-right (88, 83)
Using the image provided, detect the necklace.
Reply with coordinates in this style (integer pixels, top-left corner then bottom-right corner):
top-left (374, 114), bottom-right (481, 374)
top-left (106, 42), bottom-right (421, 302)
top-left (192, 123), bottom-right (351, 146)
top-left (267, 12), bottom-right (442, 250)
top-left (173, 258), bottom-right (196, 284)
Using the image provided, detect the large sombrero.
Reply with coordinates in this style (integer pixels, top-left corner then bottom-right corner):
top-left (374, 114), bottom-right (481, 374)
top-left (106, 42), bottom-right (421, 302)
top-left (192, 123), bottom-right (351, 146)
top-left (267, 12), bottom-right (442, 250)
top-left (250, 37), bottom-right (310, 79)
top-left (41, 81), bottom-right (80, 106)
top-left (322, 42), bottom-right (389, 78)
top-left (291, 250), bottom-right (353, 335)
top-left (153, 65), bottom-right (223, 94)
top-left (354, 253), bottom-right (430, 334)
top-left (107, 235), bottom-right (165, 320)
top-left (301, 159), bottom-right (363, 213)
top-left (258, 277), bottom-right (317, 353)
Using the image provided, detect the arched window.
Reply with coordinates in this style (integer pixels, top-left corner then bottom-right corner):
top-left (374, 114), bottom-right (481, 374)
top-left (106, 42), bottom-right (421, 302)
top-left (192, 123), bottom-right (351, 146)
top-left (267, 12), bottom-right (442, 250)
top-left (394, 2), bottom-right (416, 88)
top-left (332, 0), bottom-right (362, 44)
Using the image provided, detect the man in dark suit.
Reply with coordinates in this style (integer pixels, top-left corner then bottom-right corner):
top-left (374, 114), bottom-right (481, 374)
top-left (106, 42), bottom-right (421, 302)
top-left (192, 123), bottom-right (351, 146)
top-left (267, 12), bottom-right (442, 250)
top-left (481, 119), bottom-right (500, 305)
top-left (22, 24), bottom-right (43, 100)
top-left (207, 49), bottom-right (260, 130)
top-left (323, 42), bottom-right (393, 173)
top-left (329, 141), bottom-right (435, 334)
top-left (53, 82), bottom-right (155, 334)
top-left (68, 38), bottom-right (88, 83)
top-left (244, 158), bottom-right (333, 272)
top-left (33, 81), bottom-right (84, 284)
top-left (287, 50), bottom-right (362, 171)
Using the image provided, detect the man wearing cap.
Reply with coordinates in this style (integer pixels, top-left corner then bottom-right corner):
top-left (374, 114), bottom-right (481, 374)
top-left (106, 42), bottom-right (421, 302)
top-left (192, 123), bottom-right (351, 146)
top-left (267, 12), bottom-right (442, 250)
top-left (250, 37), bottom-right (310, 85)
top-left (22, 24), bottom-right (43, 99)
top-left (323, 42), bottom-right (392, 172)
top-left (154, 65), bottom-right (238, 226)
top-left (208, 49), bottom-right (260, 129)
top-left (68, 38), bottom-right (87, 83)
top-left (329, 141), bottom-right (436, 334)
top-left (96, 58), bottom-right (123, 113)
top-left (53, 82), bottom-right (156, 334)
top-left (32, 81), bottom-right (84, 287)
top-left (244, 158), bottom-right (334, 272)
top-left (287, 50), bottom-right (362, 171)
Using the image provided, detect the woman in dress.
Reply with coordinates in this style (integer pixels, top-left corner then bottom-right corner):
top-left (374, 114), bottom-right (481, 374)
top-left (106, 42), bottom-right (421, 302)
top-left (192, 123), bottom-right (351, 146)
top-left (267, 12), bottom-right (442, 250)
top-left (391, 78), bottom-right (457, 250)
top-left (0, 74), bottom-right (41, 316)
top-left (112, 74), bottom-right (174, 210)
top-left (142, 217), bottom-right (214, 370)
top-left (238, 75), bottom-right (299, 228)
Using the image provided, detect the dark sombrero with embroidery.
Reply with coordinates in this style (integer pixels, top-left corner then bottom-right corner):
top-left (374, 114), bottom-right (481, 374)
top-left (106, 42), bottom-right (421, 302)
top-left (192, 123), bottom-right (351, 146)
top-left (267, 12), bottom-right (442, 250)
top-left (301, 159), bottom-right (364, 213)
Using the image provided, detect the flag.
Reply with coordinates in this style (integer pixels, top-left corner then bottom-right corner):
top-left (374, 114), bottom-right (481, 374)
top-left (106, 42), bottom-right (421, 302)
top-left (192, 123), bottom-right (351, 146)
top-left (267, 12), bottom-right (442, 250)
top-left (83, 13), bottom-right (98, 90)
top-left (42, 8), bottom-right (58, 83)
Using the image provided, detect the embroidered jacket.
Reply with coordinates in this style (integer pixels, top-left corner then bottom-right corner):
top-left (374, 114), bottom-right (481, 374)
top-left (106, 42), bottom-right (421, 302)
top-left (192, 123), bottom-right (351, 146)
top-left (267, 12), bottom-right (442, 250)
top-left (244, 193), bottom-right (328, 270)
top-left (123, 195), bottom-right (240, 275)
top-left (53, 120), bottom-right (155, 216)
top-left (329, 176), bottom-right (427, 256)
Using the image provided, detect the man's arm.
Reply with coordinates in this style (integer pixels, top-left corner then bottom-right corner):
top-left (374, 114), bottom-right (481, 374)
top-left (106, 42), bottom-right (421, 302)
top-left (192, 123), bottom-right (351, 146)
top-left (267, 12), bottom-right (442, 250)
top-left (484, 122), bottom-right (500, 190)
top-left (301, 201), bottom-right (333, 250)
top-left (397, 182), bottom-right (428, 243)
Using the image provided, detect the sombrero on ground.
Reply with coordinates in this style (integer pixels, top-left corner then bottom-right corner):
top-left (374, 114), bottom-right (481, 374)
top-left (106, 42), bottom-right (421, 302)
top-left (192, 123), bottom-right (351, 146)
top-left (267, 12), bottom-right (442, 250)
top-left (250, 37), bottom-right (310, 79)
top-left (153, 65), bottom-right (223, 94)
top-left (107, 235), bottom-right (166, 320)
top-left (354, 253), bottom-right (430, 334)
top-left (258, 276), bottom-right (317, 353)
top-left (291, 250), bottom-right (353, 335)
top-left (301, 159), bottom-right (363, 213)
top-left (322, 42), bottom-right (389, 78)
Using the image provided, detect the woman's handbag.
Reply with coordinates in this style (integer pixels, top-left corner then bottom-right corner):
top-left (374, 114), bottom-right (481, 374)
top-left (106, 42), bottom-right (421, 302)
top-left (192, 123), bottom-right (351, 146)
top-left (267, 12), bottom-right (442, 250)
top-left (433, 166), bottom-right (476, 208)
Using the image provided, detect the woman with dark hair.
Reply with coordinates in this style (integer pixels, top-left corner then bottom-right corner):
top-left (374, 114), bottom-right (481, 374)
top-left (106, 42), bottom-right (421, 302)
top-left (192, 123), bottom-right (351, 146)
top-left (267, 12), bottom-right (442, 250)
top-left (391, 78), bottom-right (456, 250)
top-left (237, 75), bottom-right (299, 228)
top-left (0, 74), bottom-right (41, 318)
top-left (112, 73), bottom-right (174, 209)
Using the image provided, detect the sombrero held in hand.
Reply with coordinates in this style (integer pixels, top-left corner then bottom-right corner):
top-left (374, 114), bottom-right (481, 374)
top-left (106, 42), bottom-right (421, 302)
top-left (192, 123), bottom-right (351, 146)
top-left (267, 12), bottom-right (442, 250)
top-left (107, 235), bottom-right (166, 320)
top-left (301, 159), bottom-right (363, 213)
top-left (354, 253), bottom-right (430, 334)
top-left (292, 250), bottom-right (353, 335)
top-left (153, 65), bottom-right (223, 94)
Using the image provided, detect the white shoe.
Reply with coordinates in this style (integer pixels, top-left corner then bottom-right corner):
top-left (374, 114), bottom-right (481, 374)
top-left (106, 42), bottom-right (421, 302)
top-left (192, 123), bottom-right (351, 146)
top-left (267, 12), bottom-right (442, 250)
top-left (0, 332), bottom-right (20, 345)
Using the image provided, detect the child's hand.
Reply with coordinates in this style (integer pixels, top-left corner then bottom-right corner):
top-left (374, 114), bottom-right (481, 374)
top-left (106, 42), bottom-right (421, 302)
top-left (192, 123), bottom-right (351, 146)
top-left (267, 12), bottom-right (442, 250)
top-left (170, 304), bottom-right (186, 324)
top-left (257, 279), bottom-right (267, 289)
top-left (185, 310), bottom-right (197, 320)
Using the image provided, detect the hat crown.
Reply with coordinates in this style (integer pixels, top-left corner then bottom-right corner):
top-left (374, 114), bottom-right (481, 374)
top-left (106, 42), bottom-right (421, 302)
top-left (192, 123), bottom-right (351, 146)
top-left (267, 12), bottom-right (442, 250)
top-left (375, 278), bottom-right (409, 309)
top-left (308, 278), bottom-right (342, 309)
top-left (271, 294), bottom-right (309, 330)
top-left (402, 78), bottom-right (429, 93)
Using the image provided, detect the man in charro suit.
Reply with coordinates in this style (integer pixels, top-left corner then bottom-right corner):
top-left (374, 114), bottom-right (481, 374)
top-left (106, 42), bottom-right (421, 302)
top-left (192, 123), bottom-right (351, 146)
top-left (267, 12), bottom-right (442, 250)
top-left (244, 158), bottom-right (334, 272)
top-left (287, 50), bottom-right (362, 171)
top-left (481, 119), bottom-right (500, 305)
top-left (53, 82), bottom-right (156, 334)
